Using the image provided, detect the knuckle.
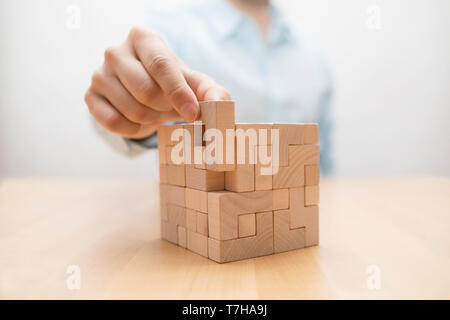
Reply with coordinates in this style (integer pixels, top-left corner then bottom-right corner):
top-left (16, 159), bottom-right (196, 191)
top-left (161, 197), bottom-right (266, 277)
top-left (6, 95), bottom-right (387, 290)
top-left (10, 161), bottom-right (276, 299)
top-left (130, 106), bottom-right (150, 123)
top-left (135, 78), bottom-right (158, 105)
top-left (90, 70), bottom-right (104, 88)
top-left (167, 83), bottom-right (187, 99)
top-left (84, 89), bottom-right (94, 108)
top-left (104, 45), bottom-right (121, 64)
top-left (148, 55), bottom-right (171, 75)
top-left (103, 113), bottom-right (122, 132)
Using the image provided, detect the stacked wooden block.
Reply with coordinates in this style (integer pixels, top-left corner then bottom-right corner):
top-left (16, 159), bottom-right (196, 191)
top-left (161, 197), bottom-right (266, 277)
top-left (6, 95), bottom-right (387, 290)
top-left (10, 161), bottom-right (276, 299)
top-left (158, 101), bottom-right (320, 263)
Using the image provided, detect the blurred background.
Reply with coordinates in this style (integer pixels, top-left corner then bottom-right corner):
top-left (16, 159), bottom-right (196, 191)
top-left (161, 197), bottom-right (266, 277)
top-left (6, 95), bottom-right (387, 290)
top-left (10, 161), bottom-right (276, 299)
top-left (0, 0), bottom-right (449, 179)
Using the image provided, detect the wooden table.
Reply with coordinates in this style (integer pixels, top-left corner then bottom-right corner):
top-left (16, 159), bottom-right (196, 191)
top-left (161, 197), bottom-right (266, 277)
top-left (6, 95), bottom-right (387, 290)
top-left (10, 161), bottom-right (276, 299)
top-left (0, 177), bottom-right (449, 299)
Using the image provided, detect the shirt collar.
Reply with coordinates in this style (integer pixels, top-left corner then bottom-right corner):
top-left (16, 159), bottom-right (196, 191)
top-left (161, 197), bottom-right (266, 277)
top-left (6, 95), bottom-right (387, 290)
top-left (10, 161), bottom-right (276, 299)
top-left (267, 5), bottom-right (293, 46)
top-left (207, 0), bottom-right (294, 46)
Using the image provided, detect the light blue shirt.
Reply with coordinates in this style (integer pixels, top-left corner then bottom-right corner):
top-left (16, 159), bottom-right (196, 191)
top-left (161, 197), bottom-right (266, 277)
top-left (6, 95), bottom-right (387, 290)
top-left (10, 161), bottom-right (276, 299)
top-left (140, 0), bottom-right (333, 174)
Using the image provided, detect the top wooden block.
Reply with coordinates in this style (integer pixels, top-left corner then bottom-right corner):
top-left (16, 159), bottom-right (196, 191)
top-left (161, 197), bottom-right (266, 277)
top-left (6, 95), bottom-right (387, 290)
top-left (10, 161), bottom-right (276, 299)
top-left (199, 101), bottom-right (235, 172)
top-left (273, 124), bottom-right (305, 146)
top-left (200, 100), bottom-right (235, 127)
top-left (303, 124), bottom-right (319, 145)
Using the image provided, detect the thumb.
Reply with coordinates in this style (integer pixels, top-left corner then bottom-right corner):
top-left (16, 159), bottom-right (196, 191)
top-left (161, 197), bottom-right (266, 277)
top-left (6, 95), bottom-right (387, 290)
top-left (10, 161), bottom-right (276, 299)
top-left (203, 87), bottom-right (232, 101)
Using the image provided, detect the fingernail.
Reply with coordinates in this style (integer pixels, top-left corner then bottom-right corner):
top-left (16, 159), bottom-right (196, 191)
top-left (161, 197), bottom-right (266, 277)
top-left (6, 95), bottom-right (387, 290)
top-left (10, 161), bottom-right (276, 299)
top-left (180, 102), bottom-right (198, 122)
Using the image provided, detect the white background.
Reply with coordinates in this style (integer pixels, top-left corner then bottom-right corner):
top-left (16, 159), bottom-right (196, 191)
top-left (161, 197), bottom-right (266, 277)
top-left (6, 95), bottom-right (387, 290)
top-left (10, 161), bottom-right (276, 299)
top-left (0, 0), bottom-right (449, 178)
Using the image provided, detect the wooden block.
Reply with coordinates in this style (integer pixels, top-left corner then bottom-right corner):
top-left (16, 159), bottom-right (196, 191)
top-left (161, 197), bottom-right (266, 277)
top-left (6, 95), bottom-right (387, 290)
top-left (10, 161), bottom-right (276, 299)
top-left (272, 165), bottom-right (303, 189)
top-left (288, 187), bottom-right (319, 244)
top-left (208, 211), bottom-right (273, 263)
top-left (187, 230), bottom-right (208, 257)
top-left (158, 124), bottom-right (188, 164)
top-left (185, 188), bottom-right (208, 213)
top-left (166, 143), bottom-right (189, 166)
top-left (207, 237), bottom-right (221, 263)
top-left (272, 124), bottom-right (305, 166)
top-left (255, 166), bottom-right (272, 190)
top-left (197, 212), bottom-right (208, 236)
top-left (208, 190), bottom-right (273, 240)
top-left (234, 126), bottom-right (274, 166)
top-left (289, 144), bottom-right (320, 167)
top-left (160, 184), bottom-right (185, 207)
top-left (274, 209), bottom-right (305, 253)
top-left (160, 183), bottom-right (167, 220)
top-left (238, 213), bottom-right (256, 238)
top-left (289, 187), bottom-right (304, 212)
top-left (290, 201), bottom-right (315, 230)
top-left (273, 188), bottom-right (289, 210)
top-left (206, 191), bottom-right (228, 241)
top-left (165, 124), bottom-right (184, 146)
top-left (194, 146), bottom-right (207, 169)
top-left (276, 137), bottom-right (288, 167)
top-left (254, 145), bottom-right (272, 190)
top-left (289, 187), bottom-right (306, 227)
top-left (235, 123), bottom-right (273, 149)
top-left (305, 206), bottom-right (319, 246)
top-left (182, 123), bottom-right (194, 165)
top-left (225, 164), bottom-right (254, 192)
top-left (165, 146), bottom-right (175, 165)
top-left (199, 101), bottom-right (235, 171)
top-left (157, 125), bottom-right (170, 165)
top-left (306, 217), bottom-right (319, 246)
top-left (161, 220), bottom-right (177, 244)
top-left (288, 186), bottom-right (319, 245)
top-left (157, 125), bottom-right (170, 147)
top-left (289, 187), bottom-right (316, 227)
top-left (186, 165), bottom-right (224, 191)
top-left (224, 190), bottom-right (273, 213)
top-left (160, 203), bottom-right (168, 221)
top-left (303, 124), bottom-right (319, 144)
top-left (279, 124), bottom-right (305, 145)
top-left (272, 124), bottom-right (287, 167)
top-left (167, 164), bottom-right (186, 186)
top-left (289, 205), bottom-right (319, 247)
top-left (158, 143), bottom-right (167, 165)
top-left (177, 226), bottom-right (187, 248)
top-left (159, 164), bottom-right (168, 184)
top-left (194, 149), bottom-right (206, 169)
top-left (183, 123), bottom-right (205, 165)
top-left (305, 185), bottom-right (320, 206)
top-left (305, 164), bottom-right (319, 186)
top-left (186, 208), bottom-right (197, 232)
top-left (166, 204), bottom-right (186, 227)
top-left (272, 145), bottom-right (319, 189)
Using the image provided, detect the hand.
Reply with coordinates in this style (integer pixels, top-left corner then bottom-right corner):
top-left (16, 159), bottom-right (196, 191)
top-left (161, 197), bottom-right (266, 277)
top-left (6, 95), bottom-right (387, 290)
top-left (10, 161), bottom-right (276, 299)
top-left (84, 26), bottom-right (231, 139)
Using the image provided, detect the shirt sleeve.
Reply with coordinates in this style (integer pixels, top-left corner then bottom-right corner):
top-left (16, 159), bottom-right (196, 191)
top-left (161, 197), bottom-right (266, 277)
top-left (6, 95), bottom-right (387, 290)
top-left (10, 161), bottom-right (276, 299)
top-left (128, 131), bottom-right (158, 149)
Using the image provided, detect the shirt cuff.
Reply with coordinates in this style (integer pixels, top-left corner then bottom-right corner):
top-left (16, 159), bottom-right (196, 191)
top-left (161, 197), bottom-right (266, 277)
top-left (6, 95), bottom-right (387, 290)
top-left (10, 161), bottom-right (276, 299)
top-left (127, 131), bottom-right (158, 149)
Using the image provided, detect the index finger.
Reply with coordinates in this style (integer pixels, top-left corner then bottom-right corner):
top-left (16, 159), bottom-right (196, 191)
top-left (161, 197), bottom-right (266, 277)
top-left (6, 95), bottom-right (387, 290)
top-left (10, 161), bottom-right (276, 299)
top-left (132, 29), bottom-right (199, 122)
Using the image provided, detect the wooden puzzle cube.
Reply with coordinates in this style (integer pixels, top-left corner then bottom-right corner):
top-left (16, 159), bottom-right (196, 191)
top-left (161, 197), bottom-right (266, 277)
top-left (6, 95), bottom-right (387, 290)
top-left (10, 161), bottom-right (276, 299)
top-left (158, 101), bottom-right (320, 263)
